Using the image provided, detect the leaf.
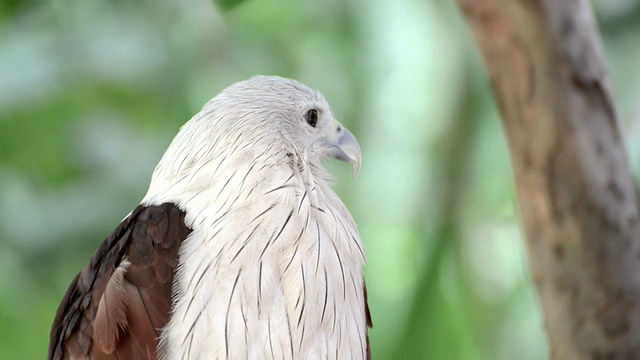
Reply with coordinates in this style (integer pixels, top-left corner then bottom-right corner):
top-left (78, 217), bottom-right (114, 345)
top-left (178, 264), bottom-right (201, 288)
top-left (213, 0), bottom-right (251, 11)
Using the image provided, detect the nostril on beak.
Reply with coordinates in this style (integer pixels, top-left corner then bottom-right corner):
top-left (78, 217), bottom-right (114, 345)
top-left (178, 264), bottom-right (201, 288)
top-left (337, 125), bottom-right (342, 132)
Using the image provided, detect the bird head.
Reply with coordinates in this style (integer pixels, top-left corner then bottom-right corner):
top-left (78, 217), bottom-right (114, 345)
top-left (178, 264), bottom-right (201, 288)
top-left (146, 76), bottom-right (362, 203)
top-left (217, 75), bottom-right (362, 178)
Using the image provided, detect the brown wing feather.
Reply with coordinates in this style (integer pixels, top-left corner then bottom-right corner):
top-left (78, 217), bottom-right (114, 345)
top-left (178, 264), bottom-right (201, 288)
top-left (48, 203), bottom-right (192, 360)
top-left (364, 281), bottom-right (373, 360)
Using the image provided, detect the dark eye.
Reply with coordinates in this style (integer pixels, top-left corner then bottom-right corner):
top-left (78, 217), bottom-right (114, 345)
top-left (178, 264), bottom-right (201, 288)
top-left (305, 109), bottom-right (318, 128)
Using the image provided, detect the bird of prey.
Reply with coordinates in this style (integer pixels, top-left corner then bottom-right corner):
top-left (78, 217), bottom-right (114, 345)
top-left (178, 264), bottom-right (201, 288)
top-left (49, 75), bottom-right (372, 360)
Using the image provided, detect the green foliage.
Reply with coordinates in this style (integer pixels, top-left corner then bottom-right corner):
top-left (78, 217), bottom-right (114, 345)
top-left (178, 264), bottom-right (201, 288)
top-left (1, 0), bottom-right (639, 359)
top-left (213, 0), bottom-right (251, 11)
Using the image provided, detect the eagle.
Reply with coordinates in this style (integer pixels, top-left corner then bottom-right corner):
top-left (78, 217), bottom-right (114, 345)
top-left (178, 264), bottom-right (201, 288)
top-left (48, 75), bottom-right (372, 360)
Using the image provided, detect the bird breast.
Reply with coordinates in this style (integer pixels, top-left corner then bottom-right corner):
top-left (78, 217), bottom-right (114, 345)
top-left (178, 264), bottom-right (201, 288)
top-left (157, 158), bottom-right (368, 360)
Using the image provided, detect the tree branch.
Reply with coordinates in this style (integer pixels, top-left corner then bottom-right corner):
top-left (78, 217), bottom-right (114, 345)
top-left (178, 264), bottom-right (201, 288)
top-left (458, 0), bottom-right (640, 358)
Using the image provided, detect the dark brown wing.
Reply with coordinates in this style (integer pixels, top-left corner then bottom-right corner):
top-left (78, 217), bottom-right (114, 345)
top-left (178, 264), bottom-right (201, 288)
top-left (365, 281), bottom-right (373, 360)
top-left (48, 203), bottom-right (192, 360)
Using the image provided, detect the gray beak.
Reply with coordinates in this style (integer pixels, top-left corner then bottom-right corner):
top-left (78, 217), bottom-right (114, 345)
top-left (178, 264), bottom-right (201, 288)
top-left (327, 126), bottom-right (362, 178)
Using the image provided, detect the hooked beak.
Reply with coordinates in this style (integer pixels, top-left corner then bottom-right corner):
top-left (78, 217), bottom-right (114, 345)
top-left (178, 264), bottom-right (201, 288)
top-left (326, 125), bottom-right (362, 178)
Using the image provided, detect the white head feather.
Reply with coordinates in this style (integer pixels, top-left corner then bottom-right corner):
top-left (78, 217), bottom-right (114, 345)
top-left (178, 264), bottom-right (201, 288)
top-left (143, 75), bottom-right (360, 206)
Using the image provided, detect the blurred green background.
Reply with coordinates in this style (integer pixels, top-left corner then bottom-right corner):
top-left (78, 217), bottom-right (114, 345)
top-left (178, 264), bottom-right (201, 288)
top-left (1, 0), bottom-right (640, 358)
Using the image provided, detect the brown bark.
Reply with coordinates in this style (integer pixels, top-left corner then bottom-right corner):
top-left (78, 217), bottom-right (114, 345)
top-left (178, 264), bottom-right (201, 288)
top-left (458, 0), bottom-right (640, 358)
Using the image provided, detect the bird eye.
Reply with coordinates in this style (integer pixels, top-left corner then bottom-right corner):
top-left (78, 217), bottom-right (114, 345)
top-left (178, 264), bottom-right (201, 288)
top-left (306, 109), bottom-right (318, 128)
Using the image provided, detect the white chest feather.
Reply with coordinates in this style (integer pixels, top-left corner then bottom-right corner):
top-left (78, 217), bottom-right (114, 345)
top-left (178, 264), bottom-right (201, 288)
top-left (146, 152), bottom-right (367, 360)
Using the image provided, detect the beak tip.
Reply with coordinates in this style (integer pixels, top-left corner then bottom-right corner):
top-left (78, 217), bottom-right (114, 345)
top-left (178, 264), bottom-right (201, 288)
top-left (352, 158), bottom-right (361, 179)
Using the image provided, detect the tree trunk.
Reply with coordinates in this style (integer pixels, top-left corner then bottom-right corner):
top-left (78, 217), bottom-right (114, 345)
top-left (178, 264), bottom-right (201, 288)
top-left (458, 0), bottom-right (640, 358)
